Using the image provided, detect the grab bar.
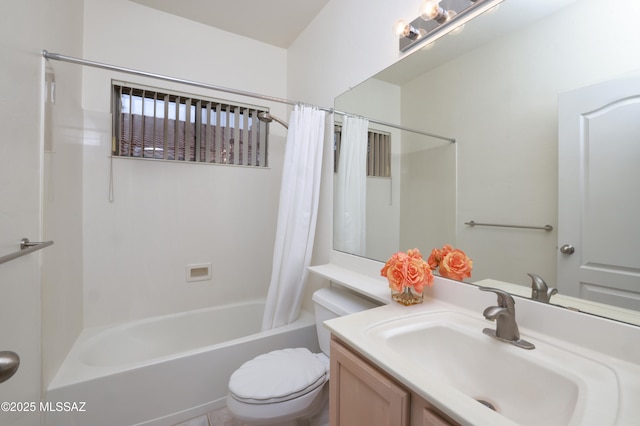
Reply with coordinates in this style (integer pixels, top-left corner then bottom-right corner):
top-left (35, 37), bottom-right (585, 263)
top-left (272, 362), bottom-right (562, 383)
top-left (465, 221), bottom-right (553, 232)
top-left (0, 238), bottom-right (54, 266)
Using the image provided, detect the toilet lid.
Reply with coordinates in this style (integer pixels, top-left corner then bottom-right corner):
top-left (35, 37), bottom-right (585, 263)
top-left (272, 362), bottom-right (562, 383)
top-left (228, 348), bottom-right (328, 404)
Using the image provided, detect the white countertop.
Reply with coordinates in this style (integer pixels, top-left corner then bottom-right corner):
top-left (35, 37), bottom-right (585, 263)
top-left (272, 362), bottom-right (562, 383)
top-left (310, 262), bottom-right (640, 426)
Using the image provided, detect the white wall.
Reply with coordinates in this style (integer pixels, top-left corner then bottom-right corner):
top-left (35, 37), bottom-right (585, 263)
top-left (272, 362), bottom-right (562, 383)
top-left (81, 0), bottom-right (289, 327)
top-left (288, 0), bottom-right (418, 107)
top-left (0, 0), bottom-right (84, 417)
top-left (399, 141), bottom-right (456, 253)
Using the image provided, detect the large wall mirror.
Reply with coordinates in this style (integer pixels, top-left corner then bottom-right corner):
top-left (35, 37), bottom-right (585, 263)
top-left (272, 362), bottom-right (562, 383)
top-left (334, 0), bottom-right (640, 325)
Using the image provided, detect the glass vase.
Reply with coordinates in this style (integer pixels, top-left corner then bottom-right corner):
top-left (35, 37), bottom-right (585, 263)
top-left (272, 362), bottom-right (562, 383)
top-left (391, 285), bottom-right (423, 306)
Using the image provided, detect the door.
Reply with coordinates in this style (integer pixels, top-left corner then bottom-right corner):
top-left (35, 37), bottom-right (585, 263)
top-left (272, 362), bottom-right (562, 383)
top-left (557, 74), bottom-right (640, 310)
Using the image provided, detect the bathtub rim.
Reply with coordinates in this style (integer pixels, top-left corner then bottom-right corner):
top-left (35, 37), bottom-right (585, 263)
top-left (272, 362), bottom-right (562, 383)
top-left (48, 301), bottom-right (315, 390)
top-left (78, 299), bottom-right (266, 367)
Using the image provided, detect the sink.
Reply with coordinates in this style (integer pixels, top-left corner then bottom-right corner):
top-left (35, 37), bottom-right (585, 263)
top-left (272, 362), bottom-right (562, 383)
top-left (365, 310), bottom-right (619, 426)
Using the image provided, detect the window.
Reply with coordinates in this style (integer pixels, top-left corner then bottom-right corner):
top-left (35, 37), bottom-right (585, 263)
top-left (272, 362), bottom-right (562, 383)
top-left (334, 125), bottom-right (391, 177)
top-left (112, 82), bottom-right (269, 167)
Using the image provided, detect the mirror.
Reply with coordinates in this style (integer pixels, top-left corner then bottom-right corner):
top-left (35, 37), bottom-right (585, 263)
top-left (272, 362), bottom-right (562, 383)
top-left (334, 0), bottom-right (640, 324)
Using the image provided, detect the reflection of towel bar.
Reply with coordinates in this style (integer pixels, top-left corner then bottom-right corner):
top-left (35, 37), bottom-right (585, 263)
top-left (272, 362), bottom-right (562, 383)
top-left (465, 221), bottom-right (553, 232)
top-left (0, 238), bottom-right (54, 266)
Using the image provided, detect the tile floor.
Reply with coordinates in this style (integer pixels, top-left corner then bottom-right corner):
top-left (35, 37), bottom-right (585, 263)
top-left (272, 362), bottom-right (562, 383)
top-left (174, 407), bottom-right (243, 426)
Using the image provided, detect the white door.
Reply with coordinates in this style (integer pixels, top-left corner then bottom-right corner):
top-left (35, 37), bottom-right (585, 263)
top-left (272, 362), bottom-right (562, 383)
top-left (557, 74), bottom-right (640, 310)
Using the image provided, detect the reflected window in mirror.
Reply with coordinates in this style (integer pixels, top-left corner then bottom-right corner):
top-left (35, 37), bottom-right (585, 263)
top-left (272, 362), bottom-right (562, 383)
top-left (334, 126), bottom-right (391, 177)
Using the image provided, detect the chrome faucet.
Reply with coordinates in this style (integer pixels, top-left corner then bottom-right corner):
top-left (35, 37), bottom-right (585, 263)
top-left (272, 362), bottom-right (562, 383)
top-left (528, 273), bottom-right (557, 303)
top-left (479, 287), bottom-right (535, 350)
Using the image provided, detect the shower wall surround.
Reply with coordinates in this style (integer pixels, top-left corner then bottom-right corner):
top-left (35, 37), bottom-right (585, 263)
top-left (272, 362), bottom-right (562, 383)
top-left (81, 0), bottom-right (290, 328)
top-left (42, 55), bottom-right (84, 386)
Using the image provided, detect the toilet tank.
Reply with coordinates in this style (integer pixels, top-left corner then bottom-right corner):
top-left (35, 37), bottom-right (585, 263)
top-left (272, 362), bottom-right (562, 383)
top-left (312, 286), bottom-right (379, 356)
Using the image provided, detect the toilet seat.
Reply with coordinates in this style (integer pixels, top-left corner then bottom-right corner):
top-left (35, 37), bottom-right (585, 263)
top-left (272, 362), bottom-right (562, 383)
top-left (228, 348), bottom-right (328, 404)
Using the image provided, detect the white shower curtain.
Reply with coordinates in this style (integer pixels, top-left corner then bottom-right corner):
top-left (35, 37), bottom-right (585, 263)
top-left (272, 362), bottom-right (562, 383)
top-left (334, 115), bottom-right (369, 256)
top-left (261, 105), bottom-right (326, 330)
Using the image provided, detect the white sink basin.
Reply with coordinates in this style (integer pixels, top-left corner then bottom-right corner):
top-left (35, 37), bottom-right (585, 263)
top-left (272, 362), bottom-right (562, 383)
top-left (365, 310), bottom-right (619, 426)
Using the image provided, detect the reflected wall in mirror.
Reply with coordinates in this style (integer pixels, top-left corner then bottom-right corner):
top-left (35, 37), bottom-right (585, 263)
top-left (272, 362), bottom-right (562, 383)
top-left (334, 0), bottom-right (640, 324)
top-left (334, 82), bottom-right (456, 262)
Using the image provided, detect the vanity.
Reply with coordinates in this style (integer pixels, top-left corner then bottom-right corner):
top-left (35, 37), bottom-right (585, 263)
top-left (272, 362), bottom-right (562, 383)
top-left (310, 262), bottom-right (640, 426)
top-left (330, 337), bottom-right (452, 426)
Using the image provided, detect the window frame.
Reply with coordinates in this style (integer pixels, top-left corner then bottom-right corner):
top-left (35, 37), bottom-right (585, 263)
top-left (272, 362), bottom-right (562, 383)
top-left (111, 81), bottom-right (270, 167)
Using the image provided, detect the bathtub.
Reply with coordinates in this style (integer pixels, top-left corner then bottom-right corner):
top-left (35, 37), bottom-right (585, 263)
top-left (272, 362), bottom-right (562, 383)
top-left (45, 300), bottom-right (318, 426)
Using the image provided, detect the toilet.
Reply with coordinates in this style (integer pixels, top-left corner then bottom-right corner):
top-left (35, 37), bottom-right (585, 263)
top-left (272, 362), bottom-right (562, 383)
top-left (226, 286), bottom-right (378, 425)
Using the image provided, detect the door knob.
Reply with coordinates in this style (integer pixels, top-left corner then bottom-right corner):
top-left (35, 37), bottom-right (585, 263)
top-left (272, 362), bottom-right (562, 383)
top-left (0, 351), bottom-right (19, 383)
top-left (560, 244), bottom-right (575, 254)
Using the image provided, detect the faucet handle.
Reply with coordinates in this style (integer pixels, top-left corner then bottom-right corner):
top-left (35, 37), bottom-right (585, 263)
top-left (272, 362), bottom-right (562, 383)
top-left (527, 273), bottom-right (557, 303)
top-left (478, 286), bottom-right (515, 310)
top-left (478, 287), bottom-right (535, 350)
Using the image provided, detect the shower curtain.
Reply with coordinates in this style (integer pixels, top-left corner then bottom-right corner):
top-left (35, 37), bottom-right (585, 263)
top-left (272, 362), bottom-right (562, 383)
top-left (334, 115), bottom-right (369, 256)
top-left (262, 105), bottom-right (326, 330)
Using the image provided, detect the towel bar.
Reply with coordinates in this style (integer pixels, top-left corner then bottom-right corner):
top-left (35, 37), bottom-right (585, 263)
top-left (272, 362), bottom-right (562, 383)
top-left (465, 221), bottom-right (553, 232)
top-left (0, 238), bottom-right (54, 266)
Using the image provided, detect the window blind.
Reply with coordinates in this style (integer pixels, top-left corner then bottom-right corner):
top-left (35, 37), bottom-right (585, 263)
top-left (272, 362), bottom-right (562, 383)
top-left (113, 83), bottom-right (269, 167)
top-left (334, 125), bottom-right (391, 177)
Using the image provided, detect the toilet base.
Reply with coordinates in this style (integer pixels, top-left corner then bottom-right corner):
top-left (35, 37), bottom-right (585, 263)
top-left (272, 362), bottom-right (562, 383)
top-left (306, 389), bottom-right (329, 426)
top-left (227, 383), bottom-right (328, 426)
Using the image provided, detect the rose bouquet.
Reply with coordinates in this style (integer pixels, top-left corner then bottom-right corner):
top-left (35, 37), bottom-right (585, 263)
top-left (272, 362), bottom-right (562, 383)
top-left (381, 248), bottom-right (434, 305)
top-left (427, 244), bottom-right (473, 281)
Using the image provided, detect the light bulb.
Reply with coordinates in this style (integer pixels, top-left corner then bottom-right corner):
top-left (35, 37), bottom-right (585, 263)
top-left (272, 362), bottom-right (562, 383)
top-left (393, 19), bottom-right (409, 37)
top-left (393, 19), bottom-right (425, 40)
top-left (419, 0), bottom-right (442, 20)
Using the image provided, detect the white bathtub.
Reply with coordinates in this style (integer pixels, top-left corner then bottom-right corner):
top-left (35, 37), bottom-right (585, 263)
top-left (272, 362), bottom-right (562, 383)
top-left (45, 300), bottom-right (318, 426)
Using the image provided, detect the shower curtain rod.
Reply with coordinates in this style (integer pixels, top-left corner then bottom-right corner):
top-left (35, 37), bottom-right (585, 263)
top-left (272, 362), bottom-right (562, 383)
top-left (42, 50), bottom-right (455, 143)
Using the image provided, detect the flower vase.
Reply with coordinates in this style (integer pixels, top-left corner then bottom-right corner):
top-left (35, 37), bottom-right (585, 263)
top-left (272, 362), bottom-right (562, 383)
top-left (391, 285), bottom-right (423, 306)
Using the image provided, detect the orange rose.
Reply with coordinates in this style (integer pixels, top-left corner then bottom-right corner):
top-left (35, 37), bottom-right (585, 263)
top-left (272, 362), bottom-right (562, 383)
top-left (381, 249), bottom-right (433, 292)
top-left (406, 256), bottom-right (434, 292)
top-left (381, 252), bottom-right (408, 292)
top-left (439, 249), bottom-right (473, 281)
top-left (427, 245), bottom-right (454, 270)
top-left (427, 248), bottom-right (441, 270)
top-left (406, 248), bottom-right (424, 260)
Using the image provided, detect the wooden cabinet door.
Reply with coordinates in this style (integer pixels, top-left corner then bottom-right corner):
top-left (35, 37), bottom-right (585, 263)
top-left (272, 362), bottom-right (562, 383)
top-left (411, 392), bottom-right (457, 426)
top-left (421, 408), bottom-right (455, 426)
top-left (330, 338), bottom-right (409, 426)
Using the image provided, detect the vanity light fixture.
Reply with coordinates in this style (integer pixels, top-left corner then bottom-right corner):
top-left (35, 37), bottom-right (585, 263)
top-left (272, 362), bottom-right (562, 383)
top-left (396, 0), bottom-right (505, 52)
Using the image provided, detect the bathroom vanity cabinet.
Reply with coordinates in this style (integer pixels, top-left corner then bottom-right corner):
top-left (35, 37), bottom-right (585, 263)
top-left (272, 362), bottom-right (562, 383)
top-left (330, 337), bottom-right (458, 426)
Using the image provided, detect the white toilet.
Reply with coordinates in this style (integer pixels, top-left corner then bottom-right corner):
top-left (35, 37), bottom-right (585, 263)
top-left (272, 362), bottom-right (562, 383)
top-left (226, 286), bottom-right (378, 425)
